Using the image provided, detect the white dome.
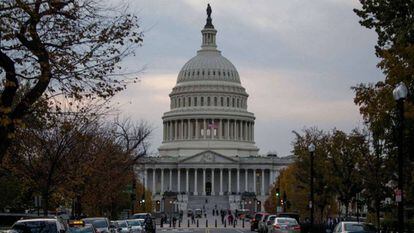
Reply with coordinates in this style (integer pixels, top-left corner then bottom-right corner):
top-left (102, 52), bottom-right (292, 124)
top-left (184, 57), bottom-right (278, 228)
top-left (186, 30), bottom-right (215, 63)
top-left (177, 50), bottom-right (241, 84)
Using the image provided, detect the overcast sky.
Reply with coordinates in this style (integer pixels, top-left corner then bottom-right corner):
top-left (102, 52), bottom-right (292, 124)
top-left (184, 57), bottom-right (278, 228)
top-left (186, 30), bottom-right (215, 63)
top-left (112, 0), bottom-right (383, 156)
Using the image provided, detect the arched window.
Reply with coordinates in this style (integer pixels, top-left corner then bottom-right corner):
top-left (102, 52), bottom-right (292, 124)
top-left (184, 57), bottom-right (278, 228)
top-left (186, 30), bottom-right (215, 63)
top-left (227, 97), bottom-right (230, 107)
top-left (214, 97), bottom-right (217, 106)
top-left (237, 99), bottom-right (240, 108)
top-left (207, 97), bottom-right (210, 106)
top-left (194, 97), bottom-right (198, 106)
top-left (178, 98), bottom-right (181, 107)
top-left (232, 98), bottom-right (235, 107)
top-left (221, 97), bottom-right (224, 106)
top-left (188, 97), bottom-right (191, 106)
top-left (201, 97), bottom-right (204, 106)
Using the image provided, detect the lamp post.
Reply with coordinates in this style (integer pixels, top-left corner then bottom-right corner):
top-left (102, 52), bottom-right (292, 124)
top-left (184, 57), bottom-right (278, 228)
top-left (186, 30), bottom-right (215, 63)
top-left (308, 143), bottom-right (316, 233)
top-left (393, 82), bottom-right (408, 233)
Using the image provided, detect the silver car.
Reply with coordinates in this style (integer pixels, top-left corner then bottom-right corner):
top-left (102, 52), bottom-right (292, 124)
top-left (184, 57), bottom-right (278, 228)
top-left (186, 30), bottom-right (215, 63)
top-left (83, 218), bottom-right (112, 233)
top-left (333, 222), bottom-right (376, 233)
top-left (126, 219), bottom-right (144, 233)
top-left (268, 217), bottom-right (301, 233)
top-left (115, 220), bottom-right (130, 233)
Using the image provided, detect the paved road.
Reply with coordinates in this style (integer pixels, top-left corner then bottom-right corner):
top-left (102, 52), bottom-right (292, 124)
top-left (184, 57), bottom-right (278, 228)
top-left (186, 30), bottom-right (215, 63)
top-left (158, 228), bottom-right (252, 233)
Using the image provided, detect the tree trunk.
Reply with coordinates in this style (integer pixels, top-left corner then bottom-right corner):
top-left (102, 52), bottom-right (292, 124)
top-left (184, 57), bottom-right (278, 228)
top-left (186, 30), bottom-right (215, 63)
top-left (376, 199), bottom-right (380, 233)
top-left (42, 192), bottom-right (49, 216)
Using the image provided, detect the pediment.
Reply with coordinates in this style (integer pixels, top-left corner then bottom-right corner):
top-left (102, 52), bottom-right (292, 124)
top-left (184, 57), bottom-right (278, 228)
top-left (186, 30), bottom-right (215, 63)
top-left (179, 150), bottom-right (238, 164)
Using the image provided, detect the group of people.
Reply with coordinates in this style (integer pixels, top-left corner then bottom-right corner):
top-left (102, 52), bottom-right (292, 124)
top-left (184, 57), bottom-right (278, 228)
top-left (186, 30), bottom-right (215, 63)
top-left (220, 209), bottom-right (237, 226)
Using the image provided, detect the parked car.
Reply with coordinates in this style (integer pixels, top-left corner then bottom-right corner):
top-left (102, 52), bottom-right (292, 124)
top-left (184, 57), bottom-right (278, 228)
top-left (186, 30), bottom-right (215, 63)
top-left (269, 217), bottom-right (301, 233)
top-left (276, 212), bottom-right (300, 224)
top-left (258, 213), bottom-right (270, 233)
top-left (333, 222), bottom-right (377, 233)
top-left (264, 215), bottom-right (277, 233)
top-left (130, 213), bottom-right (155, 233)
top-left (82, 217), bottom-right (112, 233)
top-left (126, 219), bottom-right (144, 233)
top-left (68, 220), bottom-right (96, 233)
top-left (9, 218), bottom-right (68, 233)
top-left (114, 220), bottom-right (130, 233)
top-left (251, 212), bottom-right (267, 231)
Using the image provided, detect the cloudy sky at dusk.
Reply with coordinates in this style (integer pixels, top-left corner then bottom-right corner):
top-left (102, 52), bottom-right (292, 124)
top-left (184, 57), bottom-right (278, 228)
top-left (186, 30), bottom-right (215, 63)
top-left (112, 0), bottom-right (383, 156)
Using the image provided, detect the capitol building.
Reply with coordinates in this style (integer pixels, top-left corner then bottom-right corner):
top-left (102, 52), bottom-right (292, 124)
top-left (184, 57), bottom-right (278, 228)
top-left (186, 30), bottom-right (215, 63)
top-left (137, 6), bottom-right (293, 213)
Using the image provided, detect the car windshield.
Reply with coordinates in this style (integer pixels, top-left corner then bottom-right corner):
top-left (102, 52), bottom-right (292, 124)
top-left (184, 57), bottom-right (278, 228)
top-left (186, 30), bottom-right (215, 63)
top-left (255, 214), bottom-right (263, 220)
top-left (344, 223), bottom-right (376, 232)
top-left (117, 221), bottom-right (127, 228)
top-left (69, 226), bottom-right (94, 233)
top-left (132, 214), bottom-right (146, 219)
top-left (268, 216), bottom-right (276, 221)
top-left (276, 218), bottom-right (298, 225)
top-left (12, 221), bottom-right (58, 233)
top-left (90, 220), bottom-right (108, 228)
top-left (127, 220), bottom-right (142, 227)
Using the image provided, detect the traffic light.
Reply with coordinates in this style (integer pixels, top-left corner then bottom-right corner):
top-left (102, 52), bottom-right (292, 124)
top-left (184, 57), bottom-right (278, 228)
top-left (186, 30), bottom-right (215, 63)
top-left (275, 188), bottom-right (280, 197)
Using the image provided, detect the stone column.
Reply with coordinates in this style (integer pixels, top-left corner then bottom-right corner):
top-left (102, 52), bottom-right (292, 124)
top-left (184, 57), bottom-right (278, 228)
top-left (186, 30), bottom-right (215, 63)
top-left (233, 120), bottom-right (237, 140)
top-left (245, 169), bottom-right (248, 192)
top-left (180, 120), bottom-right (184, 140)
top-left (152, 169), bottom-right (156, 193)
top-left (187, 119), bottom-right (191, 139)
top-left (220, 169), bottom-right (223, 195)
top-left (178, 169), bottom-right (181, 192)
top-left (252, 123), bottom-right (255, 141)
top-left (195, 119), bottom-right (199, 139)
top-left (219, 119), bottom-right (222, 139)
top-left (203, 119), bottom-right (207, 139)
top-left (174, 120), bottom-right (178, 140)
top-left (228, 169), bottom-right (232, 194)
top-left (161, 169), bottom-right (164, 194)
top-left (237, 169), bottom-right (240, 194)
top-left (202, 169), bottom-right (206, 195)
top-left (226, 120), bottom-right (230, 140)
top-left (194, 169), bottom-right (198, 195)
top-left (253, 169), bottom-right (256, 194)
top-left (211, 169), bottom-right (215, 195)
top-left (169, 169), bottom-right (173, 191)
top-left (261, 169), bottom-right (265, 195)
top-left (186, 168), bottom-right (189, 193)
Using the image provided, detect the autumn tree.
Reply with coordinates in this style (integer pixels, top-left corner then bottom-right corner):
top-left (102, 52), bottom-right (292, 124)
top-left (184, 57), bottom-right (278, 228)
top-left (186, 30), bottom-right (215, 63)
top-left (0, 0), bottom-right (143, 162)
top-left (134, 181), bottom-right (153, 214)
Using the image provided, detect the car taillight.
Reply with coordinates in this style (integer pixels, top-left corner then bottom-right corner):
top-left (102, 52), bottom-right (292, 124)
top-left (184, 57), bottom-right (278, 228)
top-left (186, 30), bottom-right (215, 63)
top-left (293, 225), bottom-right (301, 230)
top-left (273, 224), bottom-right (281, 229)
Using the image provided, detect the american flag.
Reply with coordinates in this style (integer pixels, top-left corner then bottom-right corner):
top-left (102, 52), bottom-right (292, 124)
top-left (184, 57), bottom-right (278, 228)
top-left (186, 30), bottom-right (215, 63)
top-left (208, 120), bottom-right (219, 129)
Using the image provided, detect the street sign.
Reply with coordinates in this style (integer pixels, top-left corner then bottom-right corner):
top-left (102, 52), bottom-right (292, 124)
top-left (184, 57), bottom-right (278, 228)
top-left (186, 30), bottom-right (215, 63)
top-left (276, 206), bottom-right (282, 213)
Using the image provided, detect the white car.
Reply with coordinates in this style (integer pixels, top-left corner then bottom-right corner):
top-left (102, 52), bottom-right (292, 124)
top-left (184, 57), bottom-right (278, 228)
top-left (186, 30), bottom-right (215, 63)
top-left (83, 217), bottom-right (112, 233)
top-left (115, 220), bottom-right (130, 233)
top-left (9, 218), bottom-right (67, 233)
top-left (126, 219), bottom-right (144, 233)
top-left (333, 222), bottom-right (376, 233)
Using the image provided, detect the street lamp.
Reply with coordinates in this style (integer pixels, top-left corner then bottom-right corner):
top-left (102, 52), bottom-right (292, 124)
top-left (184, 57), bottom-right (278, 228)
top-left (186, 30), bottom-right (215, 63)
top-left (308, 143), bottom-right (316, 233)
top-left (393, 82), bottom-right (408, 233)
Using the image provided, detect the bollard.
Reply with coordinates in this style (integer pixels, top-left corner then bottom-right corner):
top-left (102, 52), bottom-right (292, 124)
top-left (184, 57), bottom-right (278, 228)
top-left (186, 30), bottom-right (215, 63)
top-left (161, 220), bottom-right (163, 228)
top-left (206, 219), bottom-right (208, 228)
top-left (215, 219), bottom-right (217, 228)
top-left (179, 220), bottom-right (181, 228)
top-left (188, 219), bottom-right (190, 228)
top-left (197, 219), bottom-right (199, 228)
top-left (169, 219), bottom-right (172, 228)
top-left (224, 220), bottom-right (226, 228)
top-left (242, 218), bottom-right (245, 228)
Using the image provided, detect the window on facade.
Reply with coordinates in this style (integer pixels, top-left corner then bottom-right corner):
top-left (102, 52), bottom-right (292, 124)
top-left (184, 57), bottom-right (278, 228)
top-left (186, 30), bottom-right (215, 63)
top-left (214, 97), bottom-right (217, 106)
top-left (183, 98), bottom-right (186, 107)
top-left (178, 98), bottom-right (181, 107)
top-left (201, 97), bottom-right (204, 106)
top-left (207, 97), bottom-right (210, 106)
top-left (237, 99), bottom-right (239, 108)
top-left (202, 70), bottom-right (204, 75)
top-left (188, 97), bottom-right (191, 106)
top-left (221, 97), bottom-right (224, 106)
top-left (218, 71), bottom-right (221, 76)
top-left (213, 71), bottom-right (215, 75)
top-left (227, 97), bottom-right (230, 107)
top-left (194, 97), bottom-right (197, 106)
top-left (232, 98), bottom-right (235, 107)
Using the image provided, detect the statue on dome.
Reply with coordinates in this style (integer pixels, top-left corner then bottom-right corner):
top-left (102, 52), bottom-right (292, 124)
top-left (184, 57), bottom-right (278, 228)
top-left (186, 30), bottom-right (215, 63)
top-left (207, 4), bottom-right (212, 18)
